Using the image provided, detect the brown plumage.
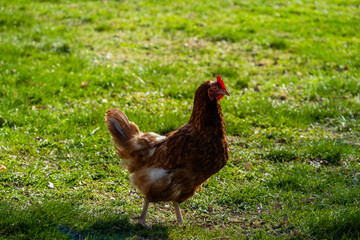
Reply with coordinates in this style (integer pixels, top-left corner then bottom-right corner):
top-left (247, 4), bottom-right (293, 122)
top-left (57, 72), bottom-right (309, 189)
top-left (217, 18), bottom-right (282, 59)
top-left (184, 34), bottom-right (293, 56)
top-left (105, 77), bottom-right (229, 228)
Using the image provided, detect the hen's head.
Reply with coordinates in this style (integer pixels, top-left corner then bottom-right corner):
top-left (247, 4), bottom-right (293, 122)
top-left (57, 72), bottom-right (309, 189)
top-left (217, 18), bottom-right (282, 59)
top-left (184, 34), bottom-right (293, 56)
top-left (207, 75), bottom-right (230, 101)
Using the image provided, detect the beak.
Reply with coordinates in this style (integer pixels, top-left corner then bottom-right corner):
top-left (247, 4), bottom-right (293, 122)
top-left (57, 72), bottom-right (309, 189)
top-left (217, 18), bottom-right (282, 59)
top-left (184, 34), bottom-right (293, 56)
top-left (221, 88), bottom-right (230, 97)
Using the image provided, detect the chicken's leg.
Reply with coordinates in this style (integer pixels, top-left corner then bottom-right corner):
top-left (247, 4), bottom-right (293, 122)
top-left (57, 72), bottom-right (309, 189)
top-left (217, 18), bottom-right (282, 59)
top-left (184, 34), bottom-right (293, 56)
top-left (133, 198), bottom-right (150, 228)
top-left (173, 202), bottom-right (183, 224)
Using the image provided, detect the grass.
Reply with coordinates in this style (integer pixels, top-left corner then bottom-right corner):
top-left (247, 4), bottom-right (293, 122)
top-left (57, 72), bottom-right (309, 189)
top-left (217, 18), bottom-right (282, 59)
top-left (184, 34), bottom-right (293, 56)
top-left (0, 0), bottom-right (359, 239)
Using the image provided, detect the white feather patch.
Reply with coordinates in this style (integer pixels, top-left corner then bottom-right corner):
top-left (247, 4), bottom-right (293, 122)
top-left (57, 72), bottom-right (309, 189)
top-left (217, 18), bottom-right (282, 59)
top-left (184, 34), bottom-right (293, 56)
top-left (156, 136), bottom-right (166, 142)
top-left (147, 168), bottom-right (167, 183)
top-left (148, 132), bottom-right (160, 137)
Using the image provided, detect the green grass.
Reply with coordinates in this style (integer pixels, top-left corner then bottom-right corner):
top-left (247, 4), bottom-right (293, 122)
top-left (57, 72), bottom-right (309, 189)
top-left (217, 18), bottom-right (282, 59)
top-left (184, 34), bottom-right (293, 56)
top-left (1, 0), bottom-right (360, 239)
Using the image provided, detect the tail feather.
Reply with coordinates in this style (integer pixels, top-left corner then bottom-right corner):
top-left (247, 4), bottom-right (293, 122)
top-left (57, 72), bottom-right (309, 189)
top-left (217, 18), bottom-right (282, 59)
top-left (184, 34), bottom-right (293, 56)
top-left (105, 108), bottom-right (140, 151)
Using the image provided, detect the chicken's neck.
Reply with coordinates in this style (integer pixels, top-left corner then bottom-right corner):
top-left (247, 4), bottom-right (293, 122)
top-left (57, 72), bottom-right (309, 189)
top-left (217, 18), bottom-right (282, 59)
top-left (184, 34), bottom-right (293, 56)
top-left (189, 93), bottom-right (226, 136)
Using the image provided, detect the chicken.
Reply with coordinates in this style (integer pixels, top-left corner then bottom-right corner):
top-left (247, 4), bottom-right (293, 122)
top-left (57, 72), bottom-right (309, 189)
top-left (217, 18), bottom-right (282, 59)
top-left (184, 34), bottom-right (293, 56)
top-left (105, 75), bottom-right (229, 228)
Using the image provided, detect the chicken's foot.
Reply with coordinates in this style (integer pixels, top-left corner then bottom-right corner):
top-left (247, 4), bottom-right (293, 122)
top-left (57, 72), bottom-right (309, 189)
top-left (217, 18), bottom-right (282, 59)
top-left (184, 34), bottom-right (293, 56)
top-left (173, 202), bottom-right (183, 224)
top-left (133, 198), bottom-right (151, 229)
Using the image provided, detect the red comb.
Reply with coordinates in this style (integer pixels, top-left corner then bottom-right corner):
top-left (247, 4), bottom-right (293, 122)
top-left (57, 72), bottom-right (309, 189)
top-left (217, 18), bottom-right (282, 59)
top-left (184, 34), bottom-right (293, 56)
top-left (216, 75), bottom-right (226, 90)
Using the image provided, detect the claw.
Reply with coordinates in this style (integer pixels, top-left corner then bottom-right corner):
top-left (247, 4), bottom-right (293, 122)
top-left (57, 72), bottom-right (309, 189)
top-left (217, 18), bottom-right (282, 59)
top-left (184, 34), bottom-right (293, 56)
top-left (132, 198), bottom-right (151, 229)
top-left (133, 216), bottom-right (151, 229)
top-left (176, 220), bottom-right (183, 225)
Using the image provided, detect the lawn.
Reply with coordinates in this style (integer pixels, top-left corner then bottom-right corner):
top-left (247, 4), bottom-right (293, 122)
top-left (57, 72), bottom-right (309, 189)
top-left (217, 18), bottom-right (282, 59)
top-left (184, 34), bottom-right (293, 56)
top-left (0, 0), bottom-right (360, 239)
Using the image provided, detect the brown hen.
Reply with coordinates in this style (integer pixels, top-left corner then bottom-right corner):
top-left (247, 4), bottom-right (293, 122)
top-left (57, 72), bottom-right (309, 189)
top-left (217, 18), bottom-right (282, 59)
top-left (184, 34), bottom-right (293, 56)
top-left (105, 76), bottom-right (229, 228)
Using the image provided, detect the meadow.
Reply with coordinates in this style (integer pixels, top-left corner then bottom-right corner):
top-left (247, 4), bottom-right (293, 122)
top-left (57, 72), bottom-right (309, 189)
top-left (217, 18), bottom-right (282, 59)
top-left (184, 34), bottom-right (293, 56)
top-left (0, 0), bottom-right (360, 239)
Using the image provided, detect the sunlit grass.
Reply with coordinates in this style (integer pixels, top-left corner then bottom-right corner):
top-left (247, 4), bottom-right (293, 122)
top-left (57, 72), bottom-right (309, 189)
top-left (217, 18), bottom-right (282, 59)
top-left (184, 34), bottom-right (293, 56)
top-left (1, 0), bottom-right (359, 239)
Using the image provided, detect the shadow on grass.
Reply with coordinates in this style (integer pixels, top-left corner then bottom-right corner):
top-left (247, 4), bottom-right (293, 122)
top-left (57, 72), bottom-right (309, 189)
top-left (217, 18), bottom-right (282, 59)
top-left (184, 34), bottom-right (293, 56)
top-left (0, 200), bottom-right (169, 240)
top-left (58, 219), bottom-right (169, 240)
